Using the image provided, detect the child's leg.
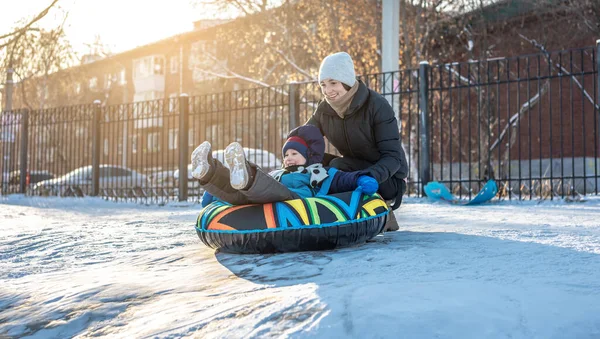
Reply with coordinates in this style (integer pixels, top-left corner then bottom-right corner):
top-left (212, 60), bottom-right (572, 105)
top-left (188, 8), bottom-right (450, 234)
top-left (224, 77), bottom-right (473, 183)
top-left (225, 142), bottom-right (299, 204)
top-left (200, 160), bottom-right (258, 205)
top-left (239, 164), bottom-right (300, 203)
top-left (191, 141), bottom-right (252, 205)
top-left (204, 161), bottom-right (298, 205)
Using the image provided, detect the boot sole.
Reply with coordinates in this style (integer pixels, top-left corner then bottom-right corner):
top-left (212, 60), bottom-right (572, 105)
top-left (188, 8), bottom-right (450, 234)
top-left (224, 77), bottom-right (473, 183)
top-left (190, 141), bottom-right (211, 180)
top-left (225, 142), bottom-right (249, 190)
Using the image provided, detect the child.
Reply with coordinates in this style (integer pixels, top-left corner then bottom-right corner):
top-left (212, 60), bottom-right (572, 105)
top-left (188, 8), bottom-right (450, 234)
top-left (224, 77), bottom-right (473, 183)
top-left (191, 124), bottom-right (378, 206)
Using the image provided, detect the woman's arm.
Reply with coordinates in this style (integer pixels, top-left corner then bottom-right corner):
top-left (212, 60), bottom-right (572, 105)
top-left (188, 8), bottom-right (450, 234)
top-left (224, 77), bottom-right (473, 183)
top-left (328, 170), bottom-right (364, 193)
top-left (365, 98), bottom-right (409, 183)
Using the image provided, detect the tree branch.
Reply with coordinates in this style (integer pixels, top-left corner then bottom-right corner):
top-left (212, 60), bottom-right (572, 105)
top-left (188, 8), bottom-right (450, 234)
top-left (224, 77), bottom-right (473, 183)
top-left (194, 67), bottom-right (272, 88)
top-left (489, 80), bottom-right (550, 152)
top-left (0, 0), bottom-right (60, 42)
top-left (518, 33), bottom-right (599, 110)
top-left (274, 49), bottom-right (315, 80)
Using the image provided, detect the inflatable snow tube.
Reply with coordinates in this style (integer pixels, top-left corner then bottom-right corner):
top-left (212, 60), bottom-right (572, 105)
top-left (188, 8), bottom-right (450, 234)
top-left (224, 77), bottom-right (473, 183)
top-left (195, 190), bottom-right (389, 254)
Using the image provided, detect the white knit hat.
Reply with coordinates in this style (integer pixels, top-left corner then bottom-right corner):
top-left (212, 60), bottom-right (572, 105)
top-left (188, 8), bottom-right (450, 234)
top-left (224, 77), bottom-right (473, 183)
top-left (318, 52), bottom-right (356, 87)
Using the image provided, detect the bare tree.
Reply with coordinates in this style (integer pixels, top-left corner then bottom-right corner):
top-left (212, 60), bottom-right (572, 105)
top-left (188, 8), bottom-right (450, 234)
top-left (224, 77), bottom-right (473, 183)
top-left (0, 0), bottom-right (76, 110)
top-left (0, 0), bottom-right (60, 50)
top-left (193, 0), bottom-right (280, 16)
top-left (188, 0), bottom-right (383, 88)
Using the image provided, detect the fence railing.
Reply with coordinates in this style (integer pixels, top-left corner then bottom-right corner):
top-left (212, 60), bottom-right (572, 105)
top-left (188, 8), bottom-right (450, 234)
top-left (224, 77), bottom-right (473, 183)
top-left (1, 44), bottom-right (598, 203)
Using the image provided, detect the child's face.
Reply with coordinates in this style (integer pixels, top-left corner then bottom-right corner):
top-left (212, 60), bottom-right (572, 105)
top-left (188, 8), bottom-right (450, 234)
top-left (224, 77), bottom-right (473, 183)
top-left (283, 149), bottom-right (307, 167)
top-left (320, 79), bottom-right (348, 102)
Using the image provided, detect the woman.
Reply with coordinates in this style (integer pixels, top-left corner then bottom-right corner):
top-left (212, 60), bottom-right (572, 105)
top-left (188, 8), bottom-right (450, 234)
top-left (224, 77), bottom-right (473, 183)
top-left (306, 52), bottom-right (408, 231)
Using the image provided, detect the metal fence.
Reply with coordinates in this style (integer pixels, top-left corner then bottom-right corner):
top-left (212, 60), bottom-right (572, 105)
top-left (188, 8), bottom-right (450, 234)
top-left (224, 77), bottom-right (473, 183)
top-left (1, 44), bottom-right (598, 203)
top-left (426, 45), bottom-right (599, 200)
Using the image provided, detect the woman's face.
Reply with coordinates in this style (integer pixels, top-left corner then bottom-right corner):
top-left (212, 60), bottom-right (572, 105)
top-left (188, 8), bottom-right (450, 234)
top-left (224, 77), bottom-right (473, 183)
top-left (320, 79), bottom-right (348, 102)
top-left (283, 149), bottom-right (307, 167)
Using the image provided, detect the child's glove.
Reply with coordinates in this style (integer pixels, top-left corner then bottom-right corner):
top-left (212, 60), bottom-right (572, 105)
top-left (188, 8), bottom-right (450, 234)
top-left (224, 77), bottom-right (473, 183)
top-left (357, 176), bottom-right (379, 195)
top-left (200, 191), bottom-right (214, 207)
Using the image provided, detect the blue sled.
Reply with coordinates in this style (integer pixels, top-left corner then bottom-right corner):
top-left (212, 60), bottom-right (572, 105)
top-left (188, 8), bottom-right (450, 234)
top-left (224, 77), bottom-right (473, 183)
top-left (424, 180), bottom-right (498, 205)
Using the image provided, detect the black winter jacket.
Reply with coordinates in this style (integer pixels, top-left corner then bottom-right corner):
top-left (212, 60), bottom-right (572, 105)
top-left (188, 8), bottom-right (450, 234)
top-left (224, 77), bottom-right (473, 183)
top-left (306, 80), bottom-right (408, 183)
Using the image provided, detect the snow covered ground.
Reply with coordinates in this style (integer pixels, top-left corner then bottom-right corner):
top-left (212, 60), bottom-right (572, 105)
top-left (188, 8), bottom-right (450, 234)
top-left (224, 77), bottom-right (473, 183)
top-left (1, 194), bottom-right (600, 338)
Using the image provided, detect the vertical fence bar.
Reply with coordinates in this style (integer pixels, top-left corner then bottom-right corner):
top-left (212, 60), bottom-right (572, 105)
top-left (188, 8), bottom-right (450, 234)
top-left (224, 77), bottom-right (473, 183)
top-left (448, 66), bottom-right (454, 191)
top-left (91, 100), bottom-right (101, 196)
top-left (570, 51), bottom-right (575, 198)
top-left (517, 57), bottom-right (522, 200)
top-left (419, 61), bottom-right (431, 194)
top-left (467, 62), bottom-right (472, 198)
top-left (19, 109), bottom-right (29, 193)
top-left (526, 57), bottom-right (532, 199)
top-left (597, 40), bottom-right (600, 195)
top-left (548, 54), bottom-right (554, 199)
top-left (289, 83), bottom-right (300, 131)
top-left (178, 94), bottom-right (189, 202)
top-left (559, 53), bottom-right (565, 198)
top-left (580, 50), bottom-right (586, 195)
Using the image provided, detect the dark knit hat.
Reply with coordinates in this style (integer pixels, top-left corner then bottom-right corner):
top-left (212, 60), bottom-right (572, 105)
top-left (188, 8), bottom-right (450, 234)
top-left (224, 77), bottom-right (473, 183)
top-left (282, 136), bottom-right (309, 160)
top-left (282, 125), bottom-right (325, 165)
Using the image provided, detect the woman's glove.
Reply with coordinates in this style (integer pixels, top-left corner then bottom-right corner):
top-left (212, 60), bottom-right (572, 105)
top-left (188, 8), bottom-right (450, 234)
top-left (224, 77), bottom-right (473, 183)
top-left (200, 191), bottom-right (214, 207)
top-left (357, 175), bottom-right (379, 195)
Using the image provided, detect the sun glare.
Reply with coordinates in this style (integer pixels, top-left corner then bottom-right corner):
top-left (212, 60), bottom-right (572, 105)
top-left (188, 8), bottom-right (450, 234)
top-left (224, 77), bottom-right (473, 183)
top-left (1, 0), bottom-right (228, 57)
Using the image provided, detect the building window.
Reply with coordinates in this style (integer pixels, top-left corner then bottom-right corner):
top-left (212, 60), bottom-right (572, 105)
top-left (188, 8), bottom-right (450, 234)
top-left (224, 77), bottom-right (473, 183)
top-left (118, 138), bottom-right (123, 155)
top-left (133, 56), bottom-right (164, 79)
top-left (36, 149), bottom-right (43, 163)
top-left (76, 127), bottom-right (87, 138)
top-left (103, 138), bottom-right (109, 156)
top-left (134, 57), bottom-right (150, 79)
top-left (188, 128), bottom-right (194, 147)
top-left (168, 129), bottom-right (178, 150)
top-left (132, 135), bottom-right (138, 154)
top-left (89, 77), bottom-right (98, 90)
top-left (104, 73), bottom-right (112, 89)
top-left (119, 68), bottom-right (127, 85)
top-left (170, 56), bottom-right (178, 74)
top-left (169, 93), bottom-right (178, 112)
top-left (154, 56), bottom-right (164, 75)
top-left (46, 147), bottom-right (55, 162)
top-left (147, 132), bottom-right (160, 153)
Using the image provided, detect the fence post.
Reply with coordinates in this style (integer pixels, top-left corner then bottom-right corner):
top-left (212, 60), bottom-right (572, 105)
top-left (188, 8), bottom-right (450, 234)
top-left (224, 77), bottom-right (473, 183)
top-left (91, 100), bottom-right (101, 196)
top-left (288, 82), bottom-right (300, 131)
top-left (178, 94), bottom-right (189, 202)
top-left (19, 109), bottom-right (29, 194)
top-left (419, 61), bottom-right (431, 195)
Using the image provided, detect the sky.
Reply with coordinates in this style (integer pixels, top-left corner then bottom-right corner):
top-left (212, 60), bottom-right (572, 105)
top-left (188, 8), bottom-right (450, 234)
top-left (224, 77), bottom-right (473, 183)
top-left (1, 195), bottom-right (600, 337)
top-left (0, 0), bottom-right (233, 56)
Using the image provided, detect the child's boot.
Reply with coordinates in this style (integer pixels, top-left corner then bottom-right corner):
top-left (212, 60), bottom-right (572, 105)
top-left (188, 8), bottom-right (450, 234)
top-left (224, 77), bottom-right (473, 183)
top-left (191, 141), bottom-right (213, 180)
top-left (225, 142), bottom-right (251, 190)
top-left (383, 200), bottom-right (399, 232)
